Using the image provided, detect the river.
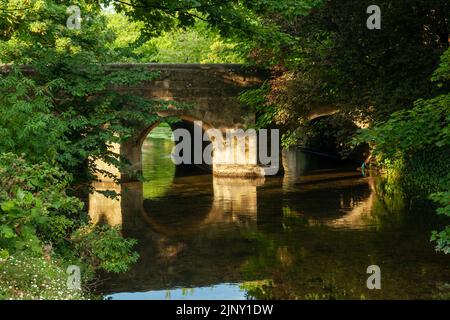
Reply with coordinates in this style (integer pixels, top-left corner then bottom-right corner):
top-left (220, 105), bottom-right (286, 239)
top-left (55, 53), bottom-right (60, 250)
top-left (90, 124), bottom-right (450, 300)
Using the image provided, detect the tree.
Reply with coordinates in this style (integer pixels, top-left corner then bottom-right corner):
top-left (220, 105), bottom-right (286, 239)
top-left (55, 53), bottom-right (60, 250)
top-left (0, 0), bottom-right (172, 184)
top-left (251, 0), bottom-right (449, 140)
top-left (0, 0), bottom-right (174, 298)
top-left (357, 47), bottom-right (450, 253)
top-left (105, 12), bottom-right (245, 63)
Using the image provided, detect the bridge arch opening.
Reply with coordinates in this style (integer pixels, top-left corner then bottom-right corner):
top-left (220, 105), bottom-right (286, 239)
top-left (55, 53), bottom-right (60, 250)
top-left (138, 116), bottom-right (214, 198)
top-left (135, 117), bottom-right (218, 236)
top-left (141, 122), bottom-right (176, 199)
top-left (301, 113), bottom-right (368, 165)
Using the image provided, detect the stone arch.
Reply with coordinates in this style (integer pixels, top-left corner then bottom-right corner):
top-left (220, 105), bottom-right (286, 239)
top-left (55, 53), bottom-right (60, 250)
top-left (307, 106), bottom-right (368, 129)
top-left (300, 110), bottom-right (369, 164)
top-left (307, 105), bottom-right (340, 121)
top-left (134, 115), bottom-right (215, 153)
top-left (121, 115), bottom-right (215, 182)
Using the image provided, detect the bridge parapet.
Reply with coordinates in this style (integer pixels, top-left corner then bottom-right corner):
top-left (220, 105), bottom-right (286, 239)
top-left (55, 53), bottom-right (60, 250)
top-left (110, 63), bottom-right (265, 129)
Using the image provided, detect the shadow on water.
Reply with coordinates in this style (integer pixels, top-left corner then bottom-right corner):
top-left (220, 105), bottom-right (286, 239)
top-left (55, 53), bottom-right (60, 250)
top-left (90, 129), bottom-right (450, 300)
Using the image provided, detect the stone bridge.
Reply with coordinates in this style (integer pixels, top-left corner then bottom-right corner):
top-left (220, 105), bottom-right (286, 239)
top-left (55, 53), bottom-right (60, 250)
top-left (95, 64), bottom-right (339, 181)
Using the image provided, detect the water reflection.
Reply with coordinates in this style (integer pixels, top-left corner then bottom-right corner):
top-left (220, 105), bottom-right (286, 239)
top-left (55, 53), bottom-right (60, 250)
top-left (105, 283), bottom-right (249, 300)
top-left (141, 124), bottom-right (175, 198)
top-left (89, 182), bottom-right (122, 226)
top-left (90, 133), bottom-right (450, 300)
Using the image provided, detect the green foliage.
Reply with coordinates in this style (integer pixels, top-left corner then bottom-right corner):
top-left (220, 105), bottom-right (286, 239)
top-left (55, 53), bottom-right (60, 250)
top-left (433, 48), bottom-right (450, 83)
top-left (356, 48), bottom-right (450, 253)
top-left (431, 186), bottom-right (450, 218)
top-left (237, 0), bottom-right (449, 145)
top-left (72, 225), bottom-right (139, 274)
top-left (105, 0), bottom-right (280, 37)
top-left (356, 95), bottom-right (450, 160)
top-left (0, 1), bottom-right (173, 184)
top-left (104, 10), bottom-right (149, 62)
top-left (0, 153), bottom-right (139, 267)
top-left (148, 22), bottom-right (245, 63)
top-left (0, 153), bottom-right (139, 298)
top-left (106, 12), bottom-right (245, 63)
top-left (431, 226), bottom-right (450, 254)
top-left (108, 0), bottom-right (319, 65)
top-left (430, 175), bottom-right (450, 254)
top-left (0, 153), bottom-right (83, 257)
top-left (0, 70), bottom-right (66, 163)
top-left (239, 82), bottom-right (276, 129)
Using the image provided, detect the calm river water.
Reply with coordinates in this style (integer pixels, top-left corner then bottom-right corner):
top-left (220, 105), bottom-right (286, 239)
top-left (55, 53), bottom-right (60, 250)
top-left (91, 125), bottom-right (450, 300)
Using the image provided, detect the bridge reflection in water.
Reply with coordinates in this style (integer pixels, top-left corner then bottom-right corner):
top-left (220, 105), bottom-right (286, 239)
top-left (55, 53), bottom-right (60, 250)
top-left (89, 137), bottom-right (450, 300)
